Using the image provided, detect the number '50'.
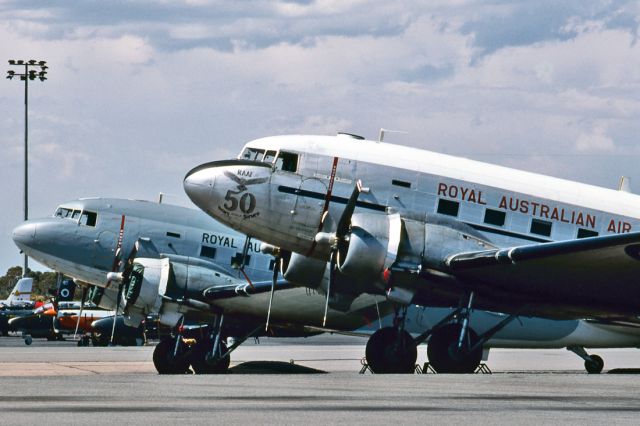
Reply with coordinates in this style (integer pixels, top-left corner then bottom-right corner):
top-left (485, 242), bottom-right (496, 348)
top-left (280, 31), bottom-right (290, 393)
top-left (224, 190), bottom-right (256, 214)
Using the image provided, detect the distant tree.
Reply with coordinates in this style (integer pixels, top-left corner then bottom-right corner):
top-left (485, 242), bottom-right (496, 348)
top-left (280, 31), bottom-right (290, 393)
top-left (0, 266), bottom-right (23, 297)
top-left (0, 266), bottom-right (67, 299)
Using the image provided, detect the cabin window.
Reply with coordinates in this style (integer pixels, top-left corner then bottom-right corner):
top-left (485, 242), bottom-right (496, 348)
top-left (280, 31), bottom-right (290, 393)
top-left (166, 231), bottom-right (181, 239)
top-left (275, 152), bottom-right (298, 173)
top-left (263, 150), bottom-right (277, 163)
top-left (577, 228), bottom-right (598, 239)
top-left (79, 211), bottom-right (97, 227)
top-left (530, 219), bottom-right (552, 237)
top-left (392, 179), bottom-right (411, 189)
top-left (241, 147), bottom-right (265, 161)
top-left (484, 209), bottom-right (506, 227)
top-left (200, 246), bottom-right (217, 259)
top-left (231, 253), bottom-right (251, 268)
top-left (437, 199), bottom-right (459, 217)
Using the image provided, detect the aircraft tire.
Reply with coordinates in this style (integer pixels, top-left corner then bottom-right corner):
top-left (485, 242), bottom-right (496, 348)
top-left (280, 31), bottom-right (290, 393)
top-left (190, 342), bottom-right (230, 374)
top-left (153, 338), bottom-right (190, 374)
top-left (365, 327), bottom-right (417, 374)
top-left (92, 334), bottom-right (109, 346)
top-left (427, 323), bottom-right (482, 374)
top-left (24, 336), bottom-right (33, 345)
top-left (584, 354), bottom-right (604, 374)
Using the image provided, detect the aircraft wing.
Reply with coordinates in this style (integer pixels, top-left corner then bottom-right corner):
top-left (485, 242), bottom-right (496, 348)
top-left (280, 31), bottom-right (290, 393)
top-left (441, 232), bottom-right (640, 320)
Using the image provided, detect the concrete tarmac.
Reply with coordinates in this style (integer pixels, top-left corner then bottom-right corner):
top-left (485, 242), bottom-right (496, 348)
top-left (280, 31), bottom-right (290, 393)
top-left (1, 335), bottom-right (640, 424)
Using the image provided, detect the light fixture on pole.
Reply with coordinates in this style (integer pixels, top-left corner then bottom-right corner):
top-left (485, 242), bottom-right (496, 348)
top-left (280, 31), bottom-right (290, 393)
top-left (7, 59), bottom-right (48, 277)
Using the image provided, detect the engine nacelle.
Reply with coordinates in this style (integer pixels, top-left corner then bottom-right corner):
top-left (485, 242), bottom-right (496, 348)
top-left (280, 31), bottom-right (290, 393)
top-left (123, 257), bottom-right (233, 327)
top-left (335, 213), bottom-right (494, 297)
top-left (337, 212), bottom-right (402, 287)
top-left (282, 252), bottom-right (327, 289)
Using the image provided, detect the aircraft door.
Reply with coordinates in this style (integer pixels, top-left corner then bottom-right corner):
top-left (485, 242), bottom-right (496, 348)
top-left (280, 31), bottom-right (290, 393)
top-left (93, 230), bottom-right (116, 269)
top-left (293, 177), bottom-right (328, 231)
top-left (92, 216), bottom-right (140, 270)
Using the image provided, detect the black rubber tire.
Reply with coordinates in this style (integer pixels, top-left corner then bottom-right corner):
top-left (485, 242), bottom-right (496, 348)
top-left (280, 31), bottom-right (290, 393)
top-left (365, 327), bottom-right (417, 374)
top-left (190, 341), bottom-right (231, 374)
top-left (153, 339), bottom-right (191, 374)
top-left (585, 354), bottom-right (604, 374)
top-left (427, 323), bottom-right (482, 374)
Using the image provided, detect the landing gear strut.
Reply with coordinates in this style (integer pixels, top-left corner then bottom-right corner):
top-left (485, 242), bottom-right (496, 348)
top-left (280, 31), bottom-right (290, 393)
top-left (567, 346), bottom-right (604, 374)
top-left (365, 307), bottom-right (417, 374)
top-left (189, 315), bottom-right (231, 375)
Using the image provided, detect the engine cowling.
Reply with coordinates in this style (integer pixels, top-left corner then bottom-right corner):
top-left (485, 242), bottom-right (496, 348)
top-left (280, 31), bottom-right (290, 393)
top-left (280, 252), bottom-right (360, 312)
top-left (335, 213), bottom-right (495, 296)
top-left (337, 212), bottom-right (402, 289)
top-left (281, 252), bottom-right (327, 289)
top-left (122, 257), bottom-right (234, 327)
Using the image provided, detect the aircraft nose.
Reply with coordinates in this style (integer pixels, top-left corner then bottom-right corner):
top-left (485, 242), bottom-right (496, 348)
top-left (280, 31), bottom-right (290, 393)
top-left (12, 222), bottom-right (37, 250)
top-left (183, 166), bottom-right (215, 211)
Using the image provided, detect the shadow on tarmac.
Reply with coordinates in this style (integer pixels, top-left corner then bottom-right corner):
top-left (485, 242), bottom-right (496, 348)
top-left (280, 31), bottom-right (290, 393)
top-left (229, 361), bottom-right (327, 374)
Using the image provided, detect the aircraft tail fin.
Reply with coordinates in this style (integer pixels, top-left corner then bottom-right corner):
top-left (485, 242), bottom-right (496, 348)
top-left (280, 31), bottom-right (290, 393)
top-left (6, 277), bottom-right (33, 304)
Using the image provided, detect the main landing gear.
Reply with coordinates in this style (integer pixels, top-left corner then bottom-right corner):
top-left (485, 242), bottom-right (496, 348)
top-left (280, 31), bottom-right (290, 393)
top-left (152, 315), bottom-right (262, 375)
top-left (365, 292), bottom-right (518, 374)
top-left (425, 292), bottom-right (517, 374)
top-left (365, 307), bottom-right (417, 374)
top-left (567, 346), bottom-right (604, 374)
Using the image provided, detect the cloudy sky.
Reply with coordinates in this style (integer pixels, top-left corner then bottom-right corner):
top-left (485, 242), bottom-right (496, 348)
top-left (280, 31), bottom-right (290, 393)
top-left (1, 0), bottom-right (639, 274)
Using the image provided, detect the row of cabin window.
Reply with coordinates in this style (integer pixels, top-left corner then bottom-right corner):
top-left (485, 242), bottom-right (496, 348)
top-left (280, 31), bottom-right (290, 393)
top-left (436, 198), bottom-right (599, 239)
top-left (199, 247), bottom-right (277, 271)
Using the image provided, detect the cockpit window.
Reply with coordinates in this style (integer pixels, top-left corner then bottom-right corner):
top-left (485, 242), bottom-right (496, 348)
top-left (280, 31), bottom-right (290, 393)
top-left (80, 211), bottom-right (97, 227)
top-left (275, 151), bottom-right (298, 173)
top-left (241, 147), bottom-right (265, 161)
top-left (71, 210), bottom-right (81, 219)
top-left (54, 207), bottom-right (73, 218)
top-left (263, 150), bottom-right (277, 163)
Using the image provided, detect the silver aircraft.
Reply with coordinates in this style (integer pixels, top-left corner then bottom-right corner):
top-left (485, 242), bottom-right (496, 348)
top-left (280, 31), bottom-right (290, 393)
top-left (15, 197), bottom-right (640, 373)
top-left (183, 132), bottom-right (640, 373)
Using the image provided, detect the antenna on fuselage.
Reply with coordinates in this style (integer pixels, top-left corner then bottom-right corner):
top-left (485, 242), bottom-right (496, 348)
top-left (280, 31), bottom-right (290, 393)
top-left (378, 128), bottom-right (408, 142)
top-left (618, 176), bottom-right (632, 193)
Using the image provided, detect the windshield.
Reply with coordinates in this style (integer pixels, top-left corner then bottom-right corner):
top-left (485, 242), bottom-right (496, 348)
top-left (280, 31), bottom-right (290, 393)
top-left (240, 147), bottom-right (265, 161)
top-left (54, 206), bottom-right (97, 226)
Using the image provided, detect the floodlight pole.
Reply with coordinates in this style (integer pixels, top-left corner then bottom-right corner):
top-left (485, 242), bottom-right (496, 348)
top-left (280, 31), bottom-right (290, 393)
top-left (23, 63), bottom-right (28, 278)
top-left (7, 59), bottom-right (48, 277)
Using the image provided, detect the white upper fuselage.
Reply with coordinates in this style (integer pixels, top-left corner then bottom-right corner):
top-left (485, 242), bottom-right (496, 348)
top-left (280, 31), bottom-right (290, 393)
top-left (184, 134), bottom-right (640, 261)
top-left (247, 134), bottom-right (640, 223)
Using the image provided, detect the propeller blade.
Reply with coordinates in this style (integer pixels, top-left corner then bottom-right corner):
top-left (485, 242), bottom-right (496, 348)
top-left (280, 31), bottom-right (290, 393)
top-left (110, 241), bottom-right (139, 345)
top-left (73, 284), bottom-right (87, 339)
top-left (335, 179), bottom-right (362, 239)
top-left (322, 250), bottom-right (337, 327)
top-left (265, 255), bottom-right (280, 331)
top-left (110, 283), bottom-right (123, 345)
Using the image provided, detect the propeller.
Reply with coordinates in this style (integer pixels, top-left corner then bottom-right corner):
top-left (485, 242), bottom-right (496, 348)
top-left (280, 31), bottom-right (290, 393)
top-left (265, 251), bottom-right (281, 331)
top-left (321, 180), bottom-right (363, 327)
top-left (109, 240), bottom-right (140, 345)
top-left (72, 283), bottom-right (88, 339)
